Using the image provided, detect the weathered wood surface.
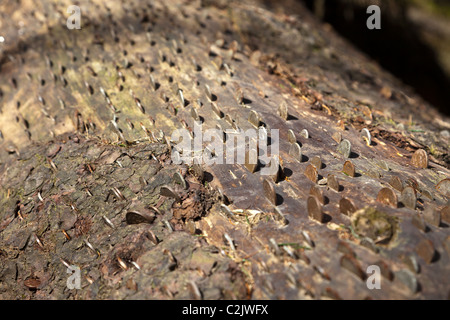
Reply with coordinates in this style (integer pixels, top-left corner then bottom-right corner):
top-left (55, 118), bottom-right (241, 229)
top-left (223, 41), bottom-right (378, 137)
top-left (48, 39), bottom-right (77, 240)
top-left (0, 0), bottom-right (449, 299)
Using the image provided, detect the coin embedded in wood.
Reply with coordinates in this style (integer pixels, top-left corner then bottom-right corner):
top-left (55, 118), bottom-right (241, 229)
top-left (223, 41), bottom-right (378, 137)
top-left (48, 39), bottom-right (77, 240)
top-left (311, 156), bottom-right (322, 169)
top-left (235, 86), bottom-right (244, 104)
top-left (307, 195), bottom-right (324, 222)
top-left (259, 126), bottom-right (268, 145)
top-left (411, 213), bottom-right (427, 232)
top-left (172, 150), bottom-right (181, 164)
top-left (401, 254), bottom-right (420, 274)
top-left (300, 129), bottom-right (309, 139)
top-left (339, 197), bottom-right (357, 216)
top-left (301, 230), bottom-right (314, 248)
top-left (421, 189), bottom-right (433, 201)
top-left (441, 206), bottom-right (450, 224)
top-left (289, 142), bottom-right (302, 162)
top-left (359, 238), bottom-right (379, 254)
top-left (149, 74), bottom-right (157, 91)
top-left (327, 174), bottom-right (340, 192)
top-left (314, 265), bottom-right (331, 280)
top-left (415, 238), bottom-right (435, 264)
top-left (186, 220), bottom-right (196, 235)
top-left (178, 89), bottom-right (185, 107)
top-left (340, 255), bottom-right (366, 280)
top-left (263, 178), bottom-right (277, 205)
top-left (268, 238), bottom-right (281, 256)
top-left (304, 164), bottom-right (318, 184)
top-left (395, 269), bottom-right (418, 294)
top-left (191, 107), bottom-right (199, 121)
top-left (147, 230), bottom-right (159, 245)
top-left (245, 147), bottom-right (258, 173)
top-left (389, 176), bottom-right (403, 192)
top-left (273, 207), bottom-right (288, 226)
top-left (46, 144), bottom-right (61, 158)
top-left (248, 110), bottom-right (260, 128)
top-left (375, 160), bottom-right (389, 172)
top-left (268, 156), bottom-right (281, 183)
top-left (310, 185), bottom-right (325, 205)
top-left (173, 171), bottom-right (187, 189)
top-left (192, 163), bottom-right (204, 181)
top-left (278, 102), bottom-right (288, 120)
top-left (436, 178), bottom-right (450, 198)
top-left (361, 128), bottom-right (371, 146)
top-left (211, 102), bottom-right (222, 118)
top-left (204, 84), bottom-right (212, 101)
top-left (126, 210), bottom-right (156, 225)
top-left (351, 207), bottom-right (397, 244)
top-left (401, 186), bottom-right (417, 210)
top-left (287, 129), bottom-right (296, 144)
top-left (337, 139), bottom-right (351, 158)
top-left (332, 131), bottom-right (342, 144)
top-left (423, 207), bottom-right (440, 227)
top-left (337, 241), bottom-right (356, 257)
top-left (410, 149), bottom-right (428, 169)
top-left (342, 160), bottom-right (355, 177)
top-left (376, 187), bottom-right (398, 208)
top-left (232, 121), bottom-right (239, 131)
top-left (444, 236), bottom-right (450, 259)
top-left (405, 178), bottom-right (419, 191)
top-left (215, 124), bottom-right (225, 142)
top-left (322, 287), bottom-right (341, 300)
top-left (160, 186), bottom-right (181, 202)
top-left (24, 278), bottom-right (41, 290)
top-left (220, 204), bottom-right (235, 219)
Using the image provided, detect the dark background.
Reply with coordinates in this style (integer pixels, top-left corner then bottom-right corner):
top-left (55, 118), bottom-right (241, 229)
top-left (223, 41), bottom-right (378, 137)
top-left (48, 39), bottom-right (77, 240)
top-left (299, 0), bottom-right (450, 116)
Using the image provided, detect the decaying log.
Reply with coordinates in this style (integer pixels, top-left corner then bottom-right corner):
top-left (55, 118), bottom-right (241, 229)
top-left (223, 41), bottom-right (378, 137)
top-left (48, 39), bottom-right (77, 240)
top-left (0, 0), bottom-right (449, 299)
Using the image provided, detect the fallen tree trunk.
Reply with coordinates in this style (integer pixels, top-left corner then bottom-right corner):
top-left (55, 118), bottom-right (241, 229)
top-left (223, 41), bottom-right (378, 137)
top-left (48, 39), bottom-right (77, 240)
top-left (0, 0), bottom-right (449, 299)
